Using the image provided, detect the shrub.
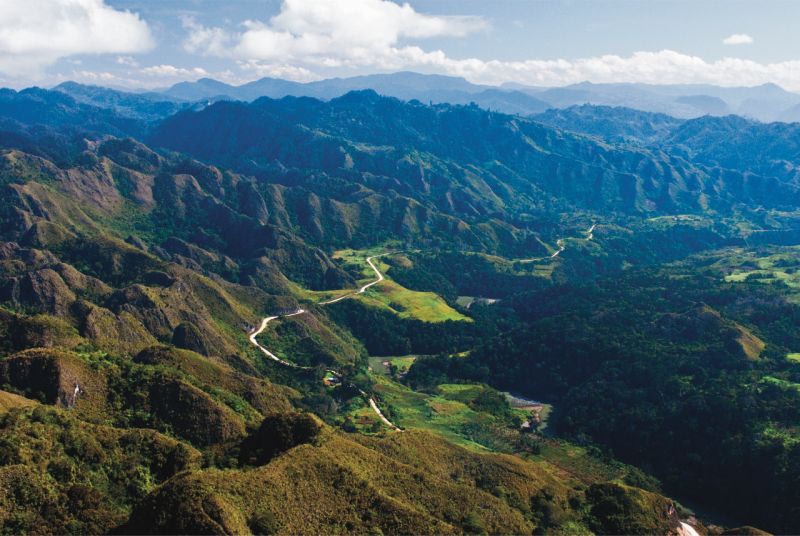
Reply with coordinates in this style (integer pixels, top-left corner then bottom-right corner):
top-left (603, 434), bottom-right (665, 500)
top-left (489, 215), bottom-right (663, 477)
top-left (238, 412), bottom-right (321, 466)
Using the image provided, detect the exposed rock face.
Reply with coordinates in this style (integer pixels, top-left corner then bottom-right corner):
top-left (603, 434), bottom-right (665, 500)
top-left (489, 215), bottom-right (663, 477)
top-left (1, 261), bottom-right (110, 318)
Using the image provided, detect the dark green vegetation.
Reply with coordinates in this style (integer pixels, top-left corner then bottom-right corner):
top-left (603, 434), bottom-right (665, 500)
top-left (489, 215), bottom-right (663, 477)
top-left (407, 255), bottom-right (800, 529)
top-left (1, 81), bottom-right (799, 533)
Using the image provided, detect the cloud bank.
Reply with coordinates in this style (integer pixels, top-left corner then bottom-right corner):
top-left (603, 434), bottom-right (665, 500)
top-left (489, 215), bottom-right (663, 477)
top-left (0, 0), bottom-right (791, 91)
top-left (0, 0), bottom-right (154, 77)
top-left (179, 0), bottom-right (800, 90)
top-left (184, 0), bottom-right (487, 80)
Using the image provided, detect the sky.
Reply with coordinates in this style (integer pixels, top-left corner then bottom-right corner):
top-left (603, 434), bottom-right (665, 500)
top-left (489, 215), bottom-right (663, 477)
top-left (3, 0), bottom-right (800, 91)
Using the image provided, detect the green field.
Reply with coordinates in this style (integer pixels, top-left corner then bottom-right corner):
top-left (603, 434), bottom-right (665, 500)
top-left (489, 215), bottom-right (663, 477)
top-left (717, 246), bottom-right (800, 302)
top-left (358, 376), bottom-right (645, 489)
top-left (369, 355), bottom-right (418, 375)
top-left (369, 376), bottom-right (492, 450)
top-left (762, 375), bottom-right (800, 391)
top-left (327, 249), bottom-right (470, 323)
top-left (368, 378), bottom-right (550, 451)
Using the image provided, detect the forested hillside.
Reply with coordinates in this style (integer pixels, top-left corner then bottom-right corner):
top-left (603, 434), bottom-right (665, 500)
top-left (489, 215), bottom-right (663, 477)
top-left (1, 82), bottom-right (798, 534)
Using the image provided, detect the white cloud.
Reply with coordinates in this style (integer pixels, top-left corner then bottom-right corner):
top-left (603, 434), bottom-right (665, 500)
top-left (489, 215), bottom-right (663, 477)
top-left (237, 60), bottom-right (321, 82)
top-left (415, 50), bottom-right (800, 90)
top-left (176, 1), bottom-right (800, 91)
top-left (723, 33), bottom-right (754, 45)
top-left (74, 70), bottom-right (122, 83)
top-left (140, 64), bottom-right (209, 79)
top-left (59, 69), bottom-right (148, 89)
top-left (116, 56), bottom-right (140, 67)
top-left (184, 0), bottom-right (486, 68)
top-left (182, 16), bottom-right (233, 57)
top-left (0, 0), bottom-right (154, 77)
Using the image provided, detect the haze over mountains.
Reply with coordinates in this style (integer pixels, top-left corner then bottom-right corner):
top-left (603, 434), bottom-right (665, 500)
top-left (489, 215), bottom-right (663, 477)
top-left (55, 71), bottom-right (800, 123)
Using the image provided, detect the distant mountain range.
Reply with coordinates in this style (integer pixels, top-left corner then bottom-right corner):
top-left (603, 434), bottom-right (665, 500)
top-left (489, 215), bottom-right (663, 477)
top-left (510, 80), bottom-right (800, 122)
top-left (5, 81), bottom-right (800, 219)
top-left (51, 71), bottom-right (800, 122)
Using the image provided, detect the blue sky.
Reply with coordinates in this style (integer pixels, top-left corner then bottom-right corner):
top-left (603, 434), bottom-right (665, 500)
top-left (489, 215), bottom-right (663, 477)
top-left (3, 0), bottom-right (800, 91)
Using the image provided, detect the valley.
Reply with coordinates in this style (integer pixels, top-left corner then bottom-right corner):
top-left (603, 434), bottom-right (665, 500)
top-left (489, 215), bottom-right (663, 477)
top-left (1, 77), bottom-right (799, 534)
top-left (248, 252), bottom-right (401, 430)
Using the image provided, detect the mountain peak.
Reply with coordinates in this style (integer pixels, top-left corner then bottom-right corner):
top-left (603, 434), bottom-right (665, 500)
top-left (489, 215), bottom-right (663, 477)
top-left (331, 88), bottom-right (383, 104)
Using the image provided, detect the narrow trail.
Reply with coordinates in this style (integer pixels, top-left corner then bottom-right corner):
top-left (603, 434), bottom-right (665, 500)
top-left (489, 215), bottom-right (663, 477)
top-left (550, 239), bottom-right (565, 258)
top-left (249, 253), bottom-right (402, 431)
top-left (520, 223), bottom-right (597, 263)
top-left (318, 253), bottom-right (389, 305)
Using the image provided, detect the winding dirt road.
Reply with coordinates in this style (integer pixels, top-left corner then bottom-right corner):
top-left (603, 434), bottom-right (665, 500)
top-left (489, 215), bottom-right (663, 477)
top-left (318, 253), bottom-right (388, 305)
top-left (521, 223), bottom-right (596, 262)
top-left (249, 254), bottom-right (402, 431)
top-left (550, 239), bottom-right (565, 258)
top-left (249, 310), bottom-right (310, 369)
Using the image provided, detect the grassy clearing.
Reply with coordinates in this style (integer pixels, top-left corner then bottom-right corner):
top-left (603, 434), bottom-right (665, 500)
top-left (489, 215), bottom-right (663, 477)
top-left (332, 246), bottom-right (398, 278)
top-left (369, 355), bottom-right (417, 375)
top-left (343, 397), bottom-right (387, 434)
top-left (644, 214), bottom-right (708, 229)
top-left (363, 376), bottom-right (644, 490)
top-left (787, 353), bottom-right (800, 363)
top-left (717, 246), bottom-right (800, 302)
top-left (762, 375), bottom-right (800, 391)
top-left (292, 282), bottom-right (351, 304)
top-left (324, 249), bottom-right (470, 323)
top-left (358, 278), bottom-right (469, 322)
top-left (369, 375), bottom-right (489, 450)
top-left (0, 389), bottom-right (37, 412)
top-left (517, 262), bottom-right (556, 278)
top-left (455, 296), bottom-right (475, 308)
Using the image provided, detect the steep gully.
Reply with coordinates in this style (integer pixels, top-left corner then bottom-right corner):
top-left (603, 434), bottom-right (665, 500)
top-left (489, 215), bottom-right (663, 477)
top-left (248, 254), bottom-right (401, 431)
